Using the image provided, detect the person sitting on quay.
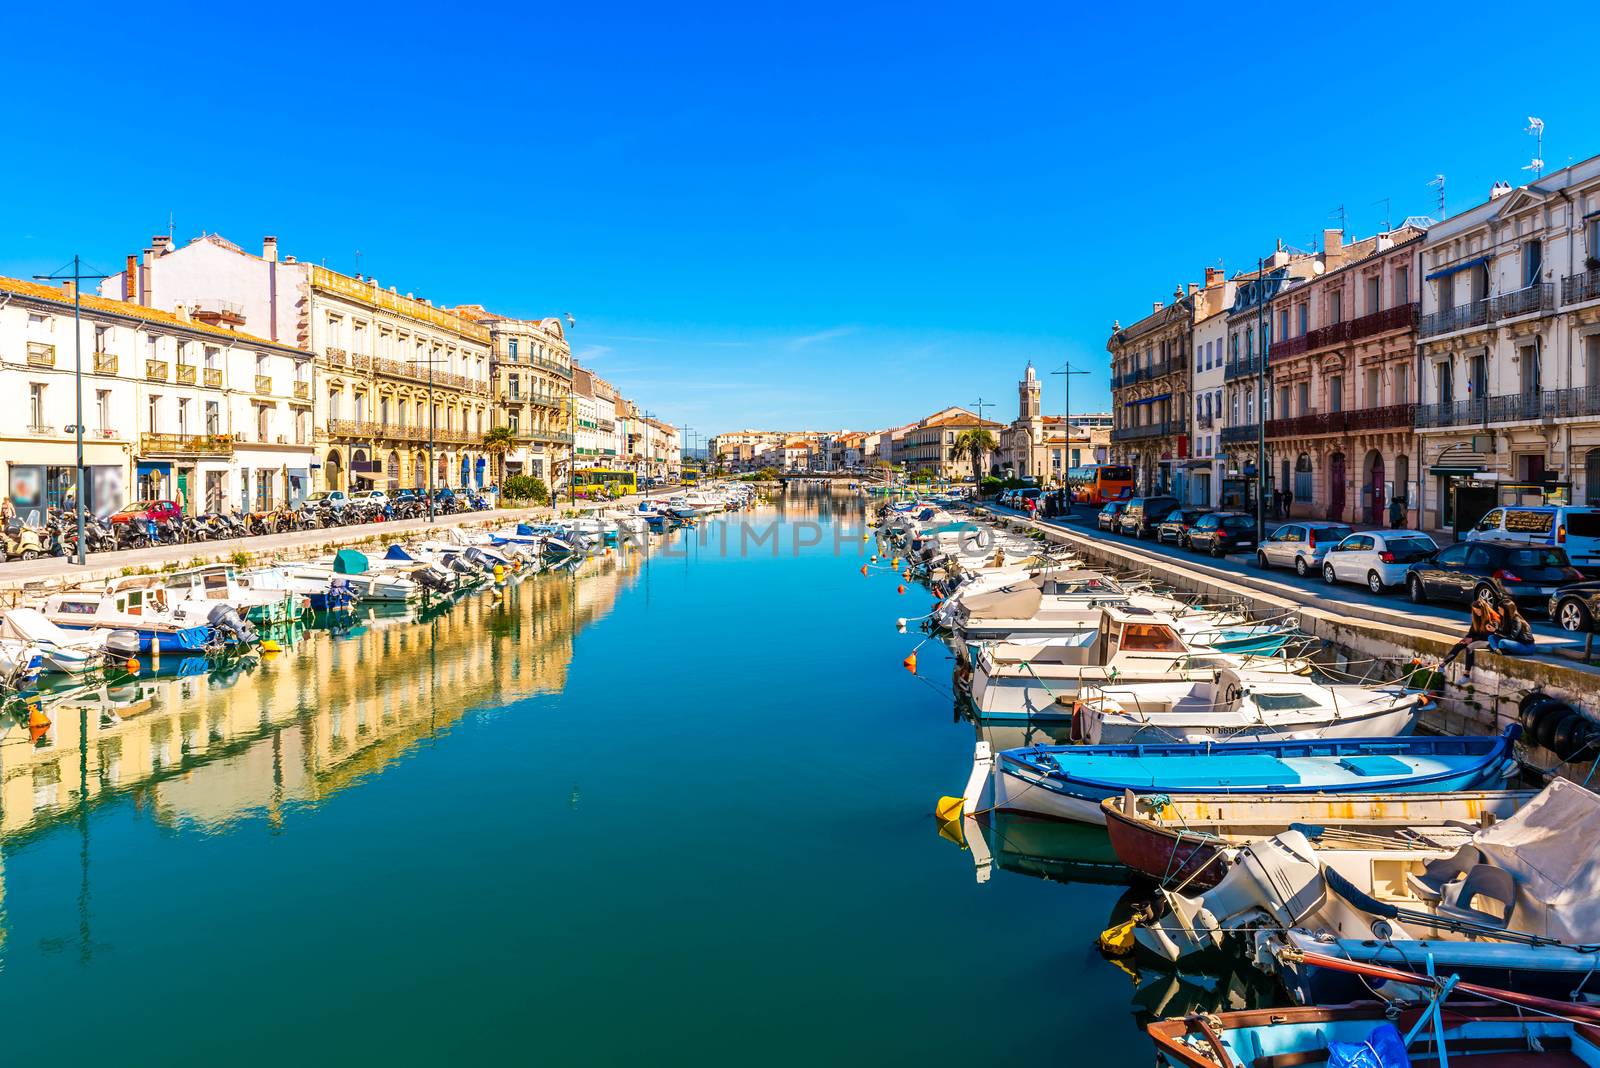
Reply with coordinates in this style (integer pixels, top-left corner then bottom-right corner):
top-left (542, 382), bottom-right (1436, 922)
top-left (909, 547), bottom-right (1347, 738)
top-left (1488, 595), bottom-right (1537, 657)
top-left (1438, 593), bottom-right (1501, 677)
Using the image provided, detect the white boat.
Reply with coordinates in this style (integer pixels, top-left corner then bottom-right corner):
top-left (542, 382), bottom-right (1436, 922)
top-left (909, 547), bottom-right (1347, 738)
top-left (157, 564), bottom-right (301, 626)
top-left (40, 586), bottom-right (218, 655)
top-left (0, 607), bottom-right (113, 674)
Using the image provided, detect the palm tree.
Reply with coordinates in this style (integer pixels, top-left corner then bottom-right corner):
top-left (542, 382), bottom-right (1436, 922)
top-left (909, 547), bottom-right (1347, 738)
top-left (953, 428), bottom-right (998, 488)
top-left (482, 425), bottom-right (517, 484)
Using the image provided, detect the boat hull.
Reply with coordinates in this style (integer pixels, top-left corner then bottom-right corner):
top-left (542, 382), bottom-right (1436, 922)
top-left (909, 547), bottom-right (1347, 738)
top-left (56, 622), bottom-right (212, 656)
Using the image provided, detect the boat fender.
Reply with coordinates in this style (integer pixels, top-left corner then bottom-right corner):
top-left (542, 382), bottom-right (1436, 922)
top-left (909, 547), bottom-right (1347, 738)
top-left (1531, 702), bottom-right (1575, 752)
top-left (934, 795), bottom-right (963, 822)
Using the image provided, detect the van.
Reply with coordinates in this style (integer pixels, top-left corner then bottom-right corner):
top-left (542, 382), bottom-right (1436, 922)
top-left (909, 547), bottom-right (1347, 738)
top-left (1116, 495), bottom-right (1179, 539)
top-left (1463, 505), bottom-right (1600, 576)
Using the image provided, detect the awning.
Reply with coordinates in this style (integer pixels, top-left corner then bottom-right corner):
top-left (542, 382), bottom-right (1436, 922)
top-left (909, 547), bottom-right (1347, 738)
top-left (1129, 393), bottom-right (1170, 406)
top-left (1182, 459), bottom-right (1215, 470)
top-left (1425, 255), bottom-right (1491, 281)
top-left (1428, 465), bottom-right (1485, 476)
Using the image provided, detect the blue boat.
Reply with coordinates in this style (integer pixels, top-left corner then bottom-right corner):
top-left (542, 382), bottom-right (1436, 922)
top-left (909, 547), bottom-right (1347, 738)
top-left (990, 726), bottom-right (1520, 824)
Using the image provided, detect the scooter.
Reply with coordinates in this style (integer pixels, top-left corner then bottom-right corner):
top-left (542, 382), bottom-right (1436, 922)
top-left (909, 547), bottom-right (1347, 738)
top-left (0, 524), bottom-right (48, 562)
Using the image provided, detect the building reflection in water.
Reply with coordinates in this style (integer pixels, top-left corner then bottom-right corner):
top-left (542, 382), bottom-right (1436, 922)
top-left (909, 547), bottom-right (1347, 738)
top-left (0, 546), bottom-right (650, 957)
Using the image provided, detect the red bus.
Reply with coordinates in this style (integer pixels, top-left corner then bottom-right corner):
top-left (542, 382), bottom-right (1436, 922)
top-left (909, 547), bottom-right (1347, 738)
top-left (1067, 464), bottom-right (1134, 505)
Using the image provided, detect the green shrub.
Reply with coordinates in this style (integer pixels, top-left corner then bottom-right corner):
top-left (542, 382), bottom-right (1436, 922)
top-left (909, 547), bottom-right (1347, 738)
top-left (501, 475), bottom-right (549, 504)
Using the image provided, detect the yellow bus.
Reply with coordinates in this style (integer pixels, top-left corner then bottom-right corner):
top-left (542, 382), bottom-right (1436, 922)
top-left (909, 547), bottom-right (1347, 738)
top-left (572, 468), bottom-right (637, 499)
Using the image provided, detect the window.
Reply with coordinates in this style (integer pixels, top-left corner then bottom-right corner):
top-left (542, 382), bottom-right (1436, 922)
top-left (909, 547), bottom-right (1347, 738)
top-left (1329, 289), bottom-right (1343, 324)
top-left (1245, 327), bottom-right (1254, 357)
top-left (1278, 309), bottom-right (1289, 340)
top-left (205, 401), bottom-right (219, 435)
top-left (1365, 368), bottom-right (1380, 407)
top-left (146, 334), bottom-right (159, 357)
top-left (1524, 239), bottom-right (1543, 288)
top-left (1296, 381), bottom-right (1309, 415)
top-left (509, 339), bottom-right (519, 359)
top-left (176, 340), bottom-right (189, 365)
top-left (1366, 275), bottom-right (1381, 314)
top-left (148, 394), bottom-right (161, 432)
top-left (205, 345), bottom-right (219, 369)
top-left (1395, 364), bottom-right (1410, 405)
top-left (1297, 303), bottom-right (1309, 335)
top-left (1520, 342), bottom-right (1541, 396)
top-left (1231, 333), bottom-right (1240, 360)
top-left (1395, 265), bottom-right (1410, 304)
top-left (256, 354), bottom-right (268, 376)
top-left (508, 410), bottom-right (520, 434)
top-left (257, 404), bottom-right (270, 441)
top-left (177, 397), bottom-right (189, 435)
top-left (1589, 217), bottom-right (1600, 264)
top-left (96, 390), bottom-right (110, 433)
top-left (1329, 375), bottom-right (1344, 413)
top-left (29, 383), bottom-right (45, 427)
top-left (95, 325), bottom-right (110, 352)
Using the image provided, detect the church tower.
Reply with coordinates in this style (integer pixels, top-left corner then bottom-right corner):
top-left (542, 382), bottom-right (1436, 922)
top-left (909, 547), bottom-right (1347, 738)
top-left (1019, 361), bottom-right (1041, 421)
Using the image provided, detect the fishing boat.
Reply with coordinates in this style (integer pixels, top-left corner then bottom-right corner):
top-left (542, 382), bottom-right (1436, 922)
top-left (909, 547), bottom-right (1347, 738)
top-left (0, 607), bottom-right (115, 674)
top-left (159, 564), bottom-right (302, 626)
top-left (1148, 997), bottom-right (1600, 1068)
top-left (983, 727), bottom-right (1520, 824)
top-left (248, 565), bottom-right (360, 613)
top-left (1102, 788), bottom-right (1536, 889)
top-left (40, 587), bottom-right (215, 655)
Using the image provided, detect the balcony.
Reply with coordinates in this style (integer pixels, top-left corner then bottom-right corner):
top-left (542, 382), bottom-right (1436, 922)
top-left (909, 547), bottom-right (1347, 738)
top-left (293, 380), bottom-right (310, 399)
top-left (1220, 424), bottom-right (1259, 446)
top-left (26, 346), bottom-right (55, 368)
top-left (1490, 282), bottom-right (1554, 321)
top-left (255, 375), bottom-right (273, 395)
top-left (203, 367), bottom-right (223, 387)
top-left (1563, 267), bottom-right (1600, 306)
top-left (1420, 298), bottom-right (1491, 338)
top-left (1487, 391), bottom-right (1554, 423)
top-left (1553, 384), bottom-right (1600, 418)
top-left (1110, 419), bottom-right (1171, 443)
top-left (1224, 355), bottom-right (1263, 382)
top-left (27, 423), bottom-right (52, 435)
top-left (324, 346), bottom-right (348, 367)
top-left (1265, 404), bottom-right (1415, 439)
top-left (520, 429), bottom-right (574, 446)
top-left (1272, 303), bottom-right (1420, 362)
top-left (327, 419), bottom-right (377, 439)
top-left (139, 432), bottom-right (234, 457)
top-left (93, 351), bottom-right (118, 374)
top-left (176, 363), bottom-right (197, 385)
top-left (146, 360), bottom-right (170, 382)
top-left (530, 354), bottom-right (572, 378)
top-left (1414, 398), bottom-right (1487, 429)
top-left (1195, 413), bottom-right (1215, 429)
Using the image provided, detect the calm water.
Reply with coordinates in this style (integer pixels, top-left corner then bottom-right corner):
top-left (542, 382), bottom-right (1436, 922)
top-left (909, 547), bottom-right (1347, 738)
top-left (1, 490), bottom-right (1164, 1066)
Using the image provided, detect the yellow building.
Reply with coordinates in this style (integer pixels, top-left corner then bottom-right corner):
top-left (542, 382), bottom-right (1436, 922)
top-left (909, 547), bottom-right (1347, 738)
top-left (454, 307), bottom-right (574, 486)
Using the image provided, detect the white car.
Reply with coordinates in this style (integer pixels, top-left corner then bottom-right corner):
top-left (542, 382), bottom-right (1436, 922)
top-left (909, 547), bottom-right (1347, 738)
top-left (1321, 530), bottom-right (1440, 593)
top-left (352, 490), bottom-right (389, 504)
top-left (305, 490), bottom-right (349, 511)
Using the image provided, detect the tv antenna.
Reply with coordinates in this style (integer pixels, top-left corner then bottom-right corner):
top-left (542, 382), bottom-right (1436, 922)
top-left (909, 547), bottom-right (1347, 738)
top-left (1428, 174), bottom-right (1446, 220)
top-left (1524, 117), bottom-right (1545, 178)
top-left (1372, 197), bottom-right (1392, 232)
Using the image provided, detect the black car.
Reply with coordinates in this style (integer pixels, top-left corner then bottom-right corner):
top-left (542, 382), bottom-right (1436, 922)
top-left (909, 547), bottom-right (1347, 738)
top-left (1097, 501), bottom-right (1127, 532)
top-left (1406, 540), bottom-right (1585, 610)
top-left (1187, 512), bottom-right (1257, 557)
top-left (1550, 581), bottom-right (1600, 632)
top-left (1156, 508), bottom-right (1212, 548)
top-left (1117, 495), bottom-right (1180, 539)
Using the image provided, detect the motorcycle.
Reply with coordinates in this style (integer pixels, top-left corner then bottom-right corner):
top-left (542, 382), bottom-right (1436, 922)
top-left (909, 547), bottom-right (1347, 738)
top-left (0, 524), bottom-right (48, 562)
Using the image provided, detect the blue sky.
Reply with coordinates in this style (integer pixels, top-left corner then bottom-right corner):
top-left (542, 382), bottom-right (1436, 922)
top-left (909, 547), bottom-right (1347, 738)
top-left (3, 2), bottom-right (1596, 441)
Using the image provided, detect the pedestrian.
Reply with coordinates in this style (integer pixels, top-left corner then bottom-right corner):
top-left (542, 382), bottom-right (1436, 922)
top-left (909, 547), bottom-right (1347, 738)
top-left (1439, 593), bottom-right (1502, 675)
top-left (1388, 495), bottom-right (1406, 530)
top-left (1488, 596), bottom-right (1537, 656)
top-left (1285, 487), bottom-right (1296, 517)
top-left (1, 494), bottom-right (14, 535)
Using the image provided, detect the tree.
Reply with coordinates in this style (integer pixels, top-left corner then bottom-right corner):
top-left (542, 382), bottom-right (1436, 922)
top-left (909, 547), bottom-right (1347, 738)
top-left (482, 425), bottom-right (517, 483)
top-left (953, 428), bottom-right (998, 488)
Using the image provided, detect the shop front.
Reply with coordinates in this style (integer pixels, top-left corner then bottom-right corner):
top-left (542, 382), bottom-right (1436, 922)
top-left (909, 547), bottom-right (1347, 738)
top-left (7, 463), bottom-right (128, 524)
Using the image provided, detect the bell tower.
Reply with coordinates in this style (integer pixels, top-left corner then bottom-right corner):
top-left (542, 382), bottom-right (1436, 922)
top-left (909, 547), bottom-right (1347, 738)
top-left (1019, 362), bottom-right (1041, 421)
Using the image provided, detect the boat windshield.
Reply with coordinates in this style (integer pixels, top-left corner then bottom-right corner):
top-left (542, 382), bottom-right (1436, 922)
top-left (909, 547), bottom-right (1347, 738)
top-left (1252, 692), bottom-right (1319, 711)
top-left (1119, 623), bottom-right (1185, 653)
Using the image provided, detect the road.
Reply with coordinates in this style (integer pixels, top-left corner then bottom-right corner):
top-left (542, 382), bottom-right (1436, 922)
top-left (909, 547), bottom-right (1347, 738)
top-left (994, 502), bottom-right (1587, 652)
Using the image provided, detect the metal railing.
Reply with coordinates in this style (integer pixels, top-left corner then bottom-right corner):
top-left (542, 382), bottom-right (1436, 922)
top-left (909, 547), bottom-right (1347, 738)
top-left (146, 360), bottom-right (169, 382)
top-left (519, 429), bottom-right (575, 445)
top-left (1220, 424), bottom-right (1259, 446)
top-left (1419, 298), bottom-right (1490, 338)
top-left (255, 375), bottom-right (273, 395)
top-left (204, 367), bottom-right (223, 387)
top-left (1563, 268), bottom-right (1600, 306)
top-left (176, 364), bottom-right (197, 385)
top-left (1271, 303), bottom-right (1419, 361)
top-left (1490, 282), bottom-right (1554, 321)
top-left (1265, 403), bottom-right (1415, 438)
top-left (1224, 355), bottom-right (1263, 382)
top-left (93, 351), bottom-right (118, 374)
top-left (1195, 413), bottom-right (1215, 429)
top-left (1414, 398), bottom-right (1486, 429)
top-left (1110, 420), bottom-right (1171, 442)
top-left (139, 432), bottom-right (234, 456)
top-left (26, 347), bottom-right (55, 368)
top-left (27, 423), bottom-right (52, 435)
top-left (293, 380), bottom-right (310, 399)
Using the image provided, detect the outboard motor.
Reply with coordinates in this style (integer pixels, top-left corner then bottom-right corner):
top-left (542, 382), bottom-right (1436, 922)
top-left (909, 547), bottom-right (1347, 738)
top-left (103, 629), bottom-right (142, 661)
top-left (207, 603), bottom-right (259, 646)
top-left (447, 555), bottom-right (480, 576)
top-left (416, 566), bottom-right (454, 593)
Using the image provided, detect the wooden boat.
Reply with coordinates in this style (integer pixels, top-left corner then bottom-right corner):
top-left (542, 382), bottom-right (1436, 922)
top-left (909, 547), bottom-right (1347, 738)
top-left (991, 727), bottom-right (1520, 824)
top-left (1149, 999), bottom-right (1600, 1067)
top-left (1102, 789), bottom-right (1536, 888)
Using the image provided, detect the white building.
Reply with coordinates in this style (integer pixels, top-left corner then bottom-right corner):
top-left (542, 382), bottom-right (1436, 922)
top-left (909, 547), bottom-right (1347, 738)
top-left (1189, 267), bottom-right (1232, 506)
top-left (2, 275), bottom-right (312, 520)
top-left (1415, 157), bottom-right (1600, 529)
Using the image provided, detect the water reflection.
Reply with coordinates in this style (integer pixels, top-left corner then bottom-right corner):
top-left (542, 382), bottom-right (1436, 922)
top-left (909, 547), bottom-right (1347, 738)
top-left (0, 546), bottom-right (656, 957)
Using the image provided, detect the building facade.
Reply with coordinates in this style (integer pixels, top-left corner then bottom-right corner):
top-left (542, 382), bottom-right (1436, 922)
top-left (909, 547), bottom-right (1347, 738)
top-left (1109, 288), bottom-right (1193, 496)
top-left (1265, 227), bottom-right (1425, 525)
top-left (1415, 158), bottom-right (1600, 531)
top-left (899, 407), bottom-right (1004, 479)
top-left (1186, 269), bottom-right (1231, 506)
top-left (2, 275), bottom-right (312, 520)
top-left (456, 307), bottom-right (573, 486)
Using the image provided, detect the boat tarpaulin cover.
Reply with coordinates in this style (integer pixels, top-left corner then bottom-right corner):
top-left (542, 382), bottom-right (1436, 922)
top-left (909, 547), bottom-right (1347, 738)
top-left (959, 584), bottom-right (1044, 621)
top-left (383, 545), bottom-right (415, 562)
top-left (333, 549), bottom-right (369, 575)
top-left (1473, 777), bottom-right (1600, 943)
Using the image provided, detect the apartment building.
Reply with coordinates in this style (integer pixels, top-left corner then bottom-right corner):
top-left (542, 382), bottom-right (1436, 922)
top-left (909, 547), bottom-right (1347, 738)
top-left (455, 306), bottom-right (573, 486)
top-left (1109, 288), bottom-right (1192, 496)
top-left (898, 406), bottom-right (1004, 479)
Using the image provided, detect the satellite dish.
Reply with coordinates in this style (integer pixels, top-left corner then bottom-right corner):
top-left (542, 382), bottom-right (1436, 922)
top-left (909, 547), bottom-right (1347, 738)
top-left (1309, 261), bottom-right (1326, 276)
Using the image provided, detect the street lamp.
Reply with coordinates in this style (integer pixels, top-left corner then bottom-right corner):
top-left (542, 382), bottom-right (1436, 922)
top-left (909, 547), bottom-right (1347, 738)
top-left (1051, 363), bottom-right (1090, 490)
top-left (33, 256), bottom-right (109, 566)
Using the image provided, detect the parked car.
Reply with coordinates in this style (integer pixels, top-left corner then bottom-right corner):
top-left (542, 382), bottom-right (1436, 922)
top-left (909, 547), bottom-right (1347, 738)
top-left (1463, 505), bottom-right (1600, 577)
top-left (1097, 501), bottom-right (1127, 532)
top-left (1116, 495), bottom-right (1179, 539)
top-left (1405, 540), bottom-right (1585, 610)
top-left (1155, 508), bottom-right (1212, 548)
top-left (109, 499), bottom-right (182, 525)
top-left (1014, 488), bottom-right (1043, 512)
top-left (306, 490), bottom-right (349, 511)
top-left (1187, 511), bottom-right (1257, 557)
top-left (1322, 531), bottom-right (1440, 593)
top-left (1549, 581), bottom-right (1600, 632)
top-left (351, 490), bottom-right (390, 504)
top-left (1257, 521), bottom-right (1355, 577)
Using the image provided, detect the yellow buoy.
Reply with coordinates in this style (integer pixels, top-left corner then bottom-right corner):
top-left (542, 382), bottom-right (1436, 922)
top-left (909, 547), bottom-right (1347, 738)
top-left (891, 557), bottom-right (900, 567)
top-left (1097, 919), bottom-right (1137, 956)
top-left (934, 795), bottom-right (964, 822)
top-left (259, 639), bottom-right (282, 653)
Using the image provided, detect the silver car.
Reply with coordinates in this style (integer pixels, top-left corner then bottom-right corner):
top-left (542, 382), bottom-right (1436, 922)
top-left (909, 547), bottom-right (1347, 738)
top-left (1322, 531), bottom-right (1439, 593)
top-left (1257, 521), bottom-right (1355, 577)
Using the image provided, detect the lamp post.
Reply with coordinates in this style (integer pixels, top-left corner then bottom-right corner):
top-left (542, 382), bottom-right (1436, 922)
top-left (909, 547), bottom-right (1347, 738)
top-left (1051, 363), bottom-right (1090, 490)
top-left (33, 256), bottom-right (109, 566)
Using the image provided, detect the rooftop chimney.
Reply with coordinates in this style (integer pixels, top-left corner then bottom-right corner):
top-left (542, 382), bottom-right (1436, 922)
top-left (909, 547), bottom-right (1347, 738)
top-left (1489, 180), bottom-right (1513, 200)
top-left (152, 234), bottom-right (172, 255)
top-left (1188, 282), bottom-right (1199, 296)
top-left (1205, 266), bottom-right (1224, 287)
top-left (1152, 301), bottom-right (1164, 313)
top-left (263, 236), bottom-right (278, 262)
top-left (1323, 229), bottom-right (1343, 257)
top-left (60, 281), bottom-right (76, 300)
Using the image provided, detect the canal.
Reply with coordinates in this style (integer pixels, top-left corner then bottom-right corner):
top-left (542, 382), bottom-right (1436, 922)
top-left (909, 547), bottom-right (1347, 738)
top-left (0, 489), bottom-right (1160, 1066)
